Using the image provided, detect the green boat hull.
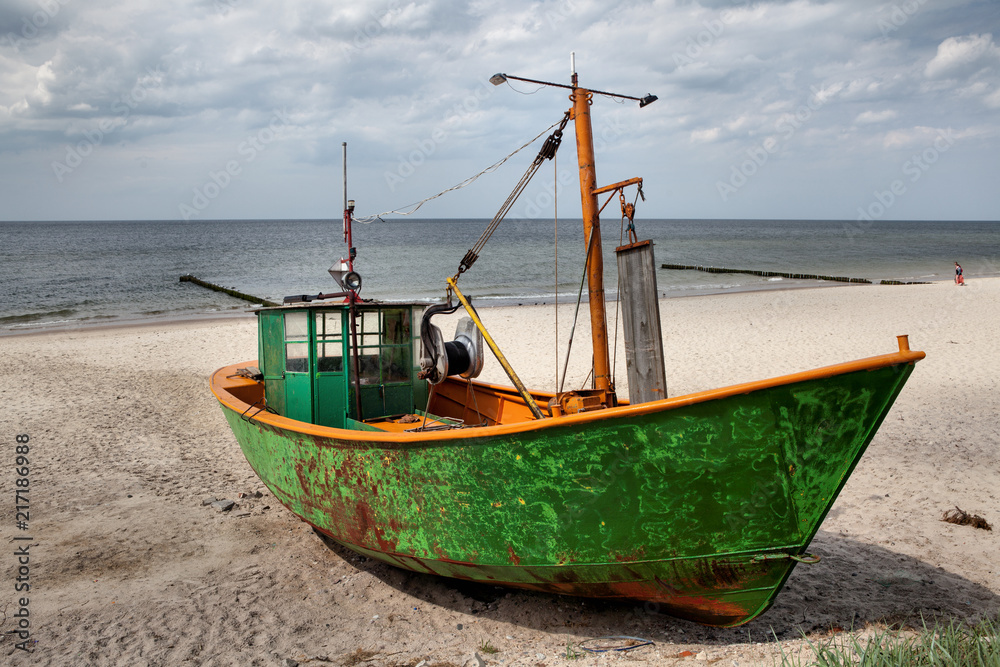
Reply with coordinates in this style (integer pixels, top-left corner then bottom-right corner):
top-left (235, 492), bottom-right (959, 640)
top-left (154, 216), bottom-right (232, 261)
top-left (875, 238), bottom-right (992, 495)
top-left (216, 359), bottom-right (917, 626)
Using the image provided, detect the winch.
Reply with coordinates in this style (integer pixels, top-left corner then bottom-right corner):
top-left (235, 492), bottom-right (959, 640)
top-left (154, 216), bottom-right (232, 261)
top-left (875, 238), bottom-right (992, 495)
top-left (418, 304), bottom-right (484, 385)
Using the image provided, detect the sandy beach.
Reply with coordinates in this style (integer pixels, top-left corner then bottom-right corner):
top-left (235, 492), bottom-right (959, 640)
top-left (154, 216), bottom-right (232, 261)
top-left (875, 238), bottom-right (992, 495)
top-left (3, 278), bottom-right (997, 666)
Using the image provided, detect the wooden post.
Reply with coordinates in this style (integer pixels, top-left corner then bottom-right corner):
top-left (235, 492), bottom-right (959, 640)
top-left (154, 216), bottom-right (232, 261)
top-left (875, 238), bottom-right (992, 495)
top-left (616, 241), bottom-right (667, 404)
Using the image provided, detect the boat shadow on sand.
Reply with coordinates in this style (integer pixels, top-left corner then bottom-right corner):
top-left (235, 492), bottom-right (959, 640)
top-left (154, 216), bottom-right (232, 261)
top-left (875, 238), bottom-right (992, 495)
top-left (314, 528), bottom-right (998, 645)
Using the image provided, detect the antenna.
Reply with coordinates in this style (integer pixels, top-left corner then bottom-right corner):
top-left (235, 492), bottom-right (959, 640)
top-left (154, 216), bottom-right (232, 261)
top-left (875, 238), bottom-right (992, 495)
top-left (570, 51), bottom-right (576, 76)
top-left (339, 141), bottom-right (357, 270)
top-left (332, 141), bottom-right (360, 299)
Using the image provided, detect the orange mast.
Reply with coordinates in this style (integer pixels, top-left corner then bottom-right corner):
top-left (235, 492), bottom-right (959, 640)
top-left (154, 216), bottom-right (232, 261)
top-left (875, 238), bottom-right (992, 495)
top-left (489, 61), bottom-right (655, 408)
top-left (571, 74), bottom-right (614, 401)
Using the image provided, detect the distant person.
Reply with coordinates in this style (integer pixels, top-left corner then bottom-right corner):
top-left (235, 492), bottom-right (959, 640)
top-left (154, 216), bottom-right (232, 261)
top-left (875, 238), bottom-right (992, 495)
top-left (955, 262), bottom-right (965, 285)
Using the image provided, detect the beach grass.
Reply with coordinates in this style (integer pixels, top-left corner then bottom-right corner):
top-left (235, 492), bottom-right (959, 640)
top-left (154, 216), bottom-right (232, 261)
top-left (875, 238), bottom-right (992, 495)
top-left (477, 638), bottom-right (499, 654)
top-left (775, 616), bottom-right (1000, 666)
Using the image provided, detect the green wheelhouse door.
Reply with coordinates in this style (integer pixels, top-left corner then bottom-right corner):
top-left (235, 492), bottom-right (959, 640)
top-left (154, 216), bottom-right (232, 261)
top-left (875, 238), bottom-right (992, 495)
top-left (314, 310), bottom-right (348, 428)
top-left (259, 310), bottom-right (286, 416)
top-left (282, 311), bottom-right (312, 423)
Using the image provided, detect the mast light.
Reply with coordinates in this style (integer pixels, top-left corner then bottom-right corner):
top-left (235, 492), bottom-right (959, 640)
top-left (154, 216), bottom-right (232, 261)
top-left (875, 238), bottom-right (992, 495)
top-left (489, 71), bottom-right (657, 109)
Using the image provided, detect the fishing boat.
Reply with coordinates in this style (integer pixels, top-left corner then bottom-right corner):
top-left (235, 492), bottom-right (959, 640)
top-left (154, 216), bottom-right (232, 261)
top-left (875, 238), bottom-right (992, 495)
top-left (210, 63), bottom-right (924, 627)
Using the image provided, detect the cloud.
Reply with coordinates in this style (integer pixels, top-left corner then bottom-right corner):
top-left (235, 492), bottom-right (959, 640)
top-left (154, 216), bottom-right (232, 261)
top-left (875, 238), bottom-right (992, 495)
top-left (882, 125), bottom-right (955, 150)
top-left (0, 0), bottom-right (998, 221)
top-left (924, 33), bottom-right (999, 79)
top-left (690, 127), bottom-right (721, 143)
top-left (987, 87), bottom-right (1000, 110)
top-left (855, 109), bottom-right (898, 124)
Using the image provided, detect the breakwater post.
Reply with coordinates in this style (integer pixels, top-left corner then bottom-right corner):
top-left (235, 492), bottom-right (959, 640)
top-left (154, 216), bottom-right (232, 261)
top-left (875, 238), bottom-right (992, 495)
top-left (660, 265), bottom-right (929, 285)
top-left (660, 264), bottom-right (872, 283)
top-left (179, 275), bottom-right (280, 307)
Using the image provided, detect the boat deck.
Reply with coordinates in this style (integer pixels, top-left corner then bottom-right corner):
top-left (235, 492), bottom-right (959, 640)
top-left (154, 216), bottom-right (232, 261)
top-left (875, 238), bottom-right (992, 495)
top-left (361, 414), bottom-right (465, 432)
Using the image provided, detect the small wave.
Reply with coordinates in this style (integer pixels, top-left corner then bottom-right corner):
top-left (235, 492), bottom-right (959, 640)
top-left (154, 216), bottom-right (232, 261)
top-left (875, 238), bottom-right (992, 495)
top-left (8, 318), bottom-right (80, 330)
top-left (0, 309), bottom-right (77, 326)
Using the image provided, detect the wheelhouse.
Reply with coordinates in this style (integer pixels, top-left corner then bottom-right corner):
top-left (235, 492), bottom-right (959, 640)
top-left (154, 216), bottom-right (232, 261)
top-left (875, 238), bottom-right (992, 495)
top-left (256, 302), bottom-right (427, 429)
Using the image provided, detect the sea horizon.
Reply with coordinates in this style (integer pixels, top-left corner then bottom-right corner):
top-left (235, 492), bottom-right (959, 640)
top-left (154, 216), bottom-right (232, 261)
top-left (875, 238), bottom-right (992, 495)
top-left (3, 217), bottom-right (999, 334)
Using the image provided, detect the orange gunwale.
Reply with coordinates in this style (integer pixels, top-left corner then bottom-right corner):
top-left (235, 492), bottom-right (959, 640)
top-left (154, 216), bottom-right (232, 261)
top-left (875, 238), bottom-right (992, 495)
top-left (210, 338), bottom-right (924, 444)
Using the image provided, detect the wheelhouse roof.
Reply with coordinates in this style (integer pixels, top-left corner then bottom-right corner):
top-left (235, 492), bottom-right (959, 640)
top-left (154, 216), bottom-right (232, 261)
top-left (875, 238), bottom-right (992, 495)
top-left (254, 299), bottom-right (435, 313)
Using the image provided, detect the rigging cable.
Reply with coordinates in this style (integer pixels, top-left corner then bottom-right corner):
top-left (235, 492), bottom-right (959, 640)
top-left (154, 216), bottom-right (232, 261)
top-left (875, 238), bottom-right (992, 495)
top-left (453, 111), bottom-right (571, 281)
top-left (559, 227), bottom-right (599, 393)
top-left (501, 79), bottom-right (546, 95)
top-left (353, 118), bottom-right (565, 224)
top-left (612, 218), bottom-right (624, 383)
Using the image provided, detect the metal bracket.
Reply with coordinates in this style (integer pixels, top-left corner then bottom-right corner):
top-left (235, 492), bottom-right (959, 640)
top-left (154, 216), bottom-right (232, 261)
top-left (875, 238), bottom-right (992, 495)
top-left (240, 398), bottom-right (275, 423)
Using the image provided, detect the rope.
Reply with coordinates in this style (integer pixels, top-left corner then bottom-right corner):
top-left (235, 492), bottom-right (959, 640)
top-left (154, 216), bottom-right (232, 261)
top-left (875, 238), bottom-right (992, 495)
top-left (559, 227), bottom-right (598, 393)
top-left (420, 385), bottom-right (435, 431)
top-left (578, 635), bottom-right (655, 654)
top-left (453, 112), bottom-right (571, 280)
top-left (465, 377), bottom-right (485, 426)
top-left (353, 119), bottom-right (564, 223)
top-left (612, 217), bottom-right (623, 383)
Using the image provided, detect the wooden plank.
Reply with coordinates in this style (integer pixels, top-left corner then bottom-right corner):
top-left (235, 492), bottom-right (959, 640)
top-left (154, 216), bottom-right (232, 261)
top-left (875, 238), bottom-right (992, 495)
top-left (616, 240), bottom-right (667, 404)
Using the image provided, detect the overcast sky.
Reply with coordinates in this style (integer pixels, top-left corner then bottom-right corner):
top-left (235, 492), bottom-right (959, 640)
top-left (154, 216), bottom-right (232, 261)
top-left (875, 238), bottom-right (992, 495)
top-left (1, 0), bottom-right (998, 222)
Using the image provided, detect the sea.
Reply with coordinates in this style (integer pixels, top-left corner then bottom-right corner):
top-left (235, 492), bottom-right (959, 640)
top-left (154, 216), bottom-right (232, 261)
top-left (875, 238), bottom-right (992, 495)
top-left (2, 218), bottom-right (999, 334)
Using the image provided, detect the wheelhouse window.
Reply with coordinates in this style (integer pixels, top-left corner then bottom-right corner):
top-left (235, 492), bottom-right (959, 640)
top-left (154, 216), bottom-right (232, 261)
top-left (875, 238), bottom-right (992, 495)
top-left (381, 308), bottom-right (411, 383)
top-left (315, 311), bottom-right (343, 373)
top-left (284, 311), bottom-right (309, 373)
top-left (357, 308), bottom-right (412, 385)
